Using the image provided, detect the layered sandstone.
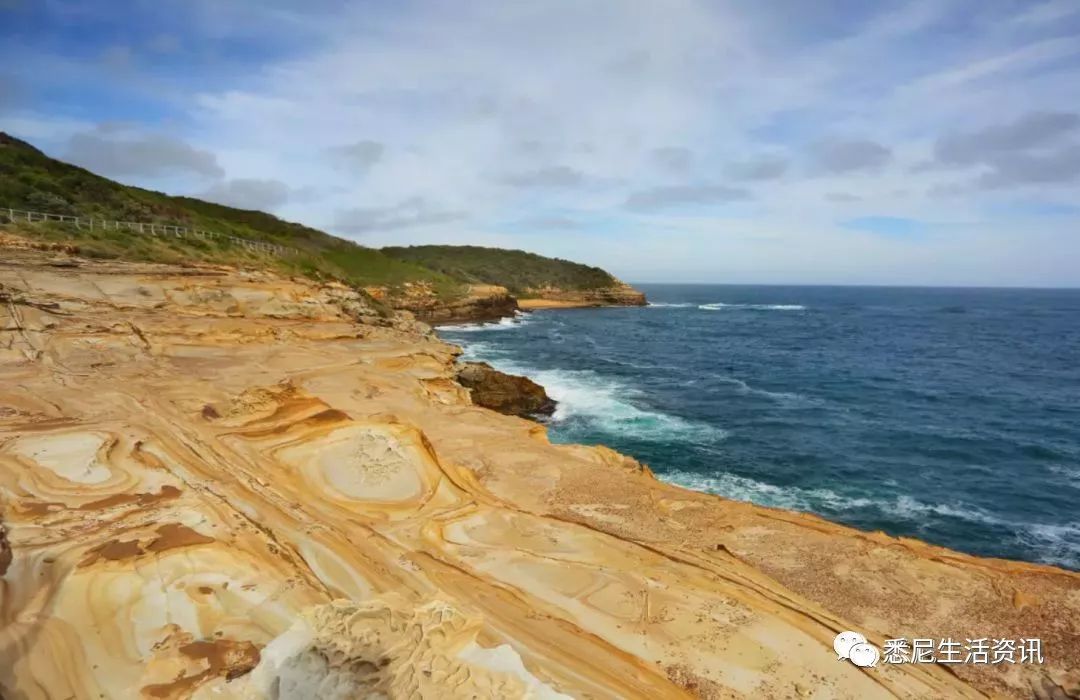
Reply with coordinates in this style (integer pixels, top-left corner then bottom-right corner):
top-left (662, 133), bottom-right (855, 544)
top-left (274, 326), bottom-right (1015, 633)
top-left (0, 241), bottom-right (1078, 699)
top-left (517, 281), bottom-right (647, 309)
top-left (366, 282), bottom-right (517, 323)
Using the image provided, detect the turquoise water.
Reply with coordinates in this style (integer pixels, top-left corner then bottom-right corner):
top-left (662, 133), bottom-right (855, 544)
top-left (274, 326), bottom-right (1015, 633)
top-left (439, 285), bottom-right (1080, 570)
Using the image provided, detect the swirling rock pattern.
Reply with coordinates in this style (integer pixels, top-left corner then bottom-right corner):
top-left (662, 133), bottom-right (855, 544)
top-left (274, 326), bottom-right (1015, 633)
top-left (0, 243), bottom-right (1077, 699)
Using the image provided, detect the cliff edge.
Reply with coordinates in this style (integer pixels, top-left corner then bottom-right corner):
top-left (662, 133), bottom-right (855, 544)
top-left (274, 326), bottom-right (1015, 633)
top-left (382, 244), bottom-right (648, 311)
top-left (517, 280), bottom-right (647, 309)
top-left (0, 239), bottom-right (1077, 699)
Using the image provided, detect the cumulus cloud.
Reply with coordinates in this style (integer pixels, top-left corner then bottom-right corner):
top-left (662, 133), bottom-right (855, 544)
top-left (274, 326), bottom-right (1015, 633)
top-left (499, 166), bottom-right (584, 188)
top-left (335, 197), bottom-right (467, 234)
top-left (66, 126), bottom-right (224, 178)
top-left (624, 184), bottom-right (750, 211)
top-left (8, 0), bottom-right (1080, 284)
top-left (201, 178), bottom-right (292, 210)
top-left (650, 147), bottom-right (693, 173)
top-left (330, 140), bottom-right (385, 169)
top-left (976, 145), bottom-right (1080, 188)
top-left (935, 112), bottom-right (1080, 165)
top-left (515, 215), bottom-right (580, 230)
top-left (727, 155), bottom-right (787, 181)
top-left (812, 139), bottom-right (892, 173)
top-left (932, 111), bottom-right (1080, 188)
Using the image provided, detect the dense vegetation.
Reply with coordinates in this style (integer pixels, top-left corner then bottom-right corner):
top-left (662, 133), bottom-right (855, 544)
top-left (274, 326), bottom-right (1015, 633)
top-left (1, 132), bottom-right (623, 302)
top-left (381, 245), bottom-right (618, 295)
top-left (0, 132), bottom-right (461, 295)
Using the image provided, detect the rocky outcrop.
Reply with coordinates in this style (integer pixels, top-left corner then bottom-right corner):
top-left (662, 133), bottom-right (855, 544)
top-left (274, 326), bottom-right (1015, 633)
top-left (517, 281), bottom-right (647, 309)
top-left (230, 594), bottom-right (568, 699)
top-left (366, 282), bottom-right (517, 323)
top-left (1, 241), bottom-right (1078, 699)
top-left (456, 361), bottom-right (556, 417)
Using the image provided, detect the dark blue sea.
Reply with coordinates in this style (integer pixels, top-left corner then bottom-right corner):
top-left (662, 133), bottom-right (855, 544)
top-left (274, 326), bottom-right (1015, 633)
top-left (437, 285), bottom-right (1080, 570)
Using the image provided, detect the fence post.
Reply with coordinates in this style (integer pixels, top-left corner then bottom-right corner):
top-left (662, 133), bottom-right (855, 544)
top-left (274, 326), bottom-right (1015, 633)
top-left (3, 206), bottom-right (293, 260)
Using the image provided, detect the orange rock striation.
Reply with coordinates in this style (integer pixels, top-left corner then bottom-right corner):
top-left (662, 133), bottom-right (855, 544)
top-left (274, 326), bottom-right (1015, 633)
top-left (0, 242), bottom-right (1077, 699)
top-left (517, 281), bottom-right (647, 310)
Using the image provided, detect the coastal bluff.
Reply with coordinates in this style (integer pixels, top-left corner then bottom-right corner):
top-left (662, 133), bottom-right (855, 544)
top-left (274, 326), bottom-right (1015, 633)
top-left (517, 280), bottom-right (647, 309)
top-left (382, 244), bottom-right (648, 315)
top-left (0, 240), bottom-right (1077, 699)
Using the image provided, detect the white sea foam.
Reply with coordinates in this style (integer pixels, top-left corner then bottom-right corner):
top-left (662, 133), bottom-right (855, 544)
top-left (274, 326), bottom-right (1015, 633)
top-left (438, 313), bottom-right (531, 333)
top-left (661, 472), bottom-right (1001, 525)
top-left (1049, 465), bottom-right (1080, 487)
top-left (647, 302), bottom-right (695, 308)
top-left (698, 302), bottom-right (806, 311)
top-left (660, 471), bottom-right (1080, 569)
top-left (462, 351), bottom-right (727, 443)
top-left (660, 470), bottom-right (872, 512)
top-left (711, 374), bottom-right (813, 405)
top-left (880, 495), bottom-right (1005, 526)
top-left (1019, 522), bottom-right (1080, 570)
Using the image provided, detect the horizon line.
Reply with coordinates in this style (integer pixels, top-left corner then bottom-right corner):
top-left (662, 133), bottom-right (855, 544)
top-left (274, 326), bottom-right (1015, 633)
top-left (627, 281), bottom-right (1080, 291)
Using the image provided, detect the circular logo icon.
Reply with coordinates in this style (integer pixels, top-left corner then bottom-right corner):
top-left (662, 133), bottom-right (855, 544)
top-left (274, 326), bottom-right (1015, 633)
top-left (833, 631), bottom-right (867, 660)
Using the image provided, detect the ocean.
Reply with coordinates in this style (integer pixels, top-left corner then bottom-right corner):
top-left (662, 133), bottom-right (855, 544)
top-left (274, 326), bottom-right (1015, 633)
top-left (437, 285), bottom-right (1080, 571)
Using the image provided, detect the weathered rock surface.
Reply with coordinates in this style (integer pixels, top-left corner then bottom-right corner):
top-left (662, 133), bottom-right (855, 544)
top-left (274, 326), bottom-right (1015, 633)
top-left (517, 281), bottom-right (647, 309)
top-left (456, 361), bottom-right (557, 417)
top-left (0, 241), bottom-right (1078, 699)
top-left (367, 282), bottom-right (517, 323)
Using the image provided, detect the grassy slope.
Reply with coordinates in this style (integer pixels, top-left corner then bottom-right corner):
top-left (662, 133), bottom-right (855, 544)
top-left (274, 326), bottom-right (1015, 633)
top-left (0, 133), bottom-right (462, 296)
top-left (381, 245), bottom-right (618, 295)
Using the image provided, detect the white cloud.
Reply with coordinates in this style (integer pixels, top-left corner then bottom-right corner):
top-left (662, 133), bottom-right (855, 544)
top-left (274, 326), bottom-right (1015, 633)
top-left (4, 0), bottom-right (1080, 285)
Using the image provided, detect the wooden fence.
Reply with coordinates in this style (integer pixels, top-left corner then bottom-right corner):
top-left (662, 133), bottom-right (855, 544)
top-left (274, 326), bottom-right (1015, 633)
top-left (2, 207), bottom-right (297, 256)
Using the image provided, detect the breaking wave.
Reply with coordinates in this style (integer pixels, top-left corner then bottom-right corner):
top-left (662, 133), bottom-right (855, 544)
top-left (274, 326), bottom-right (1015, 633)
top-left (659, 471), bottom-right (1080, 569)
top-left (437, 284), bottom-right (1080, 570)
top-left (698, 302), bottom-right (806, 311)
top-left (459, 348), bottom-right (728, 444)
top-left (439, 312), bottom-right (532, 333)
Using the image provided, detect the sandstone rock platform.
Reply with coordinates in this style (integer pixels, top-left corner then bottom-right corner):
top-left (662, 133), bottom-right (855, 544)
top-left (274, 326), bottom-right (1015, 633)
top-left (0, 243), bottom-right (1077, 699)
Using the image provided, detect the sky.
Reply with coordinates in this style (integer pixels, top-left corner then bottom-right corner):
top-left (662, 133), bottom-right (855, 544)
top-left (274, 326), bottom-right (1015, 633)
top-left (1, 0), bottom-right (1079, 286)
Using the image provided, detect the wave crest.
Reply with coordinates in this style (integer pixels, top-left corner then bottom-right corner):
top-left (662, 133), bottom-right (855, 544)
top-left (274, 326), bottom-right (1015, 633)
top-left (698, 302), bottom-right (806, 311)
top-left (659, 471), bottom-right (1080, 569)
top-left (439, 313), bottom-right (531, 333)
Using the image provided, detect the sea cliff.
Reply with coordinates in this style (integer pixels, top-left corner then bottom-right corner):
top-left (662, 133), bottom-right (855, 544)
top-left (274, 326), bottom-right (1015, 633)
top-left (365, 282), bottom-right (518, 323)
top-left (517, 280), bottom-right (648, 309)
top-left (0, 239), bottom-right (1077, 699)
top-left (365, 279), bottom-right (647, 322)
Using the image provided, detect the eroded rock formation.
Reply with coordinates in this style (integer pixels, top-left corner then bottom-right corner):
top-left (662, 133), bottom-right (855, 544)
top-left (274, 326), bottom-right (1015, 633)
top-left (517, 281), bottom-right (647, 309)
top-left (367, 282), bottom-right (517, 323)
top-left (0, 241), bottom-right (1077, 699)
top-left (456, 361), bottom-right (557, 417)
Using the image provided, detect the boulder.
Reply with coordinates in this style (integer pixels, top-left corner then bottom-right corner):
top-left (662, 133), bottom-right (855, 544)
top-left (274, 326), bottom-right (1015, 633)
top-left (456, 362), bottom-right (556, 418)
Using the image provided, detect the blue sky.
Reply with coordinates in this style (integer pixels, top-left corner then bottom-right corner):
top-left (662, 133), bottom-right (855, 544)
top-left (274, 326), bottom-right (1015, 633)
top-left (2, 0), bottom-right (1079, 286)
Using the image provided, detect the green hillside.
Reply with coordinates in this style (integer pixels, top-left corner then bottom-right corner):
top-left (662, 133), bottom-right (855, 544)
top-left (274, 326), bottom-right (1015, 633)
top-left (381, 245), bottom-right (618, 295)
top-left (0, 132), bottom-right (628, 307)
top-left (0, 132), bottom-right (461, 296)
